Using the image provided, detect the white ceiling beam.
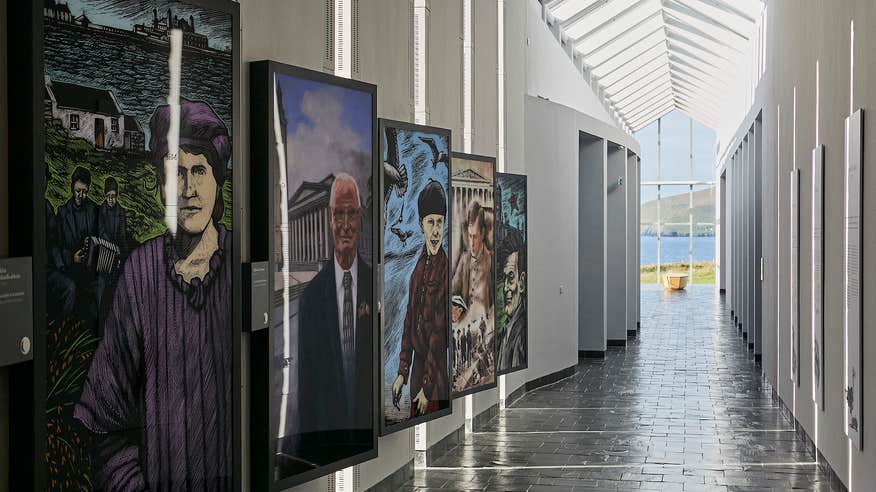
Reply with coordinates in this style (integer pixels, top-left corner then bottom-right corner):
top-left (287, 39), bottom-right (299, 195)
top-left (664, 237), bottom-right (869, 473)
top-left (629, 104), bottom-right (675, 130)
top-left (697, 0), bottom-right (758, 24)
top-left (665, 27), bottom-right (742, 63)
top-left (664, 15), bottom-right (745, 54)
top-left (673, 97), bottom-right (720, 121)
top-left (544, 0), bottom-right (575, 11)
top-left (668, 60), bottom-right (730, 90)
top-left (672, 91), bottom-right (722, 119)
top-left (619, 89), bottom-right (674, 118)
top-left (610, 71), bottom-right (672, 105)
top-left (626, 97), bottom-right (675, 121)
top-left (668, 68), bottom-right (726, 98)
top-left (674, 100), bottom-right (720, 127)
top-left (667, 52), bottom-right (724, 81)
top-left (617, 82), bottom-right (674, 111)
top-left (669, 69), bottom-right (724, 96)
top-left (630, 99), bottom-right (675, 126)
top-left (666, 30), bottom-right (735, 65)
top-left (575, 0), bottom-right (660, 46)
top-left (664, 0), bottom-right (748, 42)
top-left (677, 0), bottom-right (756, 33)
top-left (667, 42), bottom-right (723, 71)
top-left (559, 0), bottom-right (613, 29)
top-left (604, 61), bottom-right (670, 95)
top-left (578, 12), bottom-right (663, 58)
top-left (587, 31), bottom-right (665, 72)
top-left (600, 51), bottom-right (668, 88)
top-left (675, 98), bottom-right (720, 123)
top-left (614, 79), bottom-right (673, 110)
top-left (612, 75), bottom-right (672, 106)
top-left (593, 40), bottom-right (666, 79)
top-left (671, 77), bottom-right (724, 107)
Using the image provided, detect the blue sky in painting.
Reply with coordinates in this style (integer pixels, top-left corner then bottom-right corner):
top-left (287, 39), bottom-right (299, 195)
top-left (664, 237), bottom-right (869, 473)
top-left (277, 72), bottom-right (373, 198)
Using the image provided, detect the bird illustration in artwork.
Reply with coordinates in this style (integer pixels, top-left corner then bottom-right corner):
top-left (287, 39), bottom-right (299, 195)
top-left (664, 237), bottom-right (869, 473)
top-left (390, 226), bottom-right (414, 246)
top-left (394, 202), bottom-right (406, 226)
top-left (419, 136), bottom-right (450, 169)
top-left (509, 192), bottom-right (519, 211)
top-left (383, 126), bottom-right (408, 204)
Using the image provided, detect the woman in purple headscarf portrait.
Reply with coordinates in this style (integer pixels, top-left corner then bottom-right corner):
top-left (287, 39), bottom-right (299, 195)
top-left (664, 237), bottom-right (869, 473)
top-left (75, 100), bottom-right (233, 491)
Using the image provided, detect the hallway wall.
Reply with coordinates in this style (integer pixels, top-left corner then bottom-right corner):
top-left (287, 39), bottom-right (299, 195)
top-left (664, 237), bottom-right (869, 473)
top-left (241, 1), bottom-right (635, 491)
top-left (718, 1), bottom-right (876, 488)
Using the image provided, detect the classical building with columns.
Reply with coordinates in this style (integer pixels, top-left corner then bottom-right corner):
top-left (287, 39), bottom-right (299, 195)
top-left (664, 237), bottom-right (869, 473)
top-left (451, 168), bottom-right (494, 218)
top-left (282, 175), bottom-right (334, 271)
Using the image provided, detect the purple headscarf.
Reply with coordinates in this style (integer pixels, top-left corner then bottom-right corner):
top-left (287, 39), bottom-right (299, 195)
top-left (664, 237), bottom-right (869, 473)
top-left (149, 99), bottom-right (231, 186)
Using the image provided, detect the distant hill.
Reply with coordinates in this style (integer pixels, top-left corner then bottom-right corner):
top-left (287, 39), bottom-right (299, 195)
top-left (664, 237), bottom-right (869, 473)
top-left (640, 188), bottom-right (715, 236)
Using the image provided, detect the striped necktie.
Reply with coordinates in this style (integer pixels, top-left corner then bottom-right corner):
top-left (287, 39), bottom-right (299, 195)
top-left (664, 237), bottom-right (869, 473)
top-left (342, 271), bottom-right (353, 377)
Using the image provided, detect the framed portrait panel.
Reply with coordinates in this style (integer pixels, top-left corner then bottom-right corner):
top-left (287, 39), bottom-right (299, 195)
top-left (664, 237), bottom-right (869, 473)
top-left (844, 109), bottom-right (863, 449)
top-left (495, 172), bottom-right (528, 376)
top-left (8, 1), bottom-right (241, 490)
top-left (378, 119), bottom-right (453, 436)
top-left (811, 145), bottom-right (824, 410)
top-left (449, 153), bottom-right (497, 399)
top-left (249, 61), bottom-right (379, 490)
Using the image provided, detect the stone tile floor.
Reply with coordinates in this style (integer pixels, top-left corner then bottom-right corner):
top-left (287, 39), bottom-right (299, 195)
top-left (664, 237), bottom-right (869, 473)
top-left (396, 285), bottom-right (838, 491)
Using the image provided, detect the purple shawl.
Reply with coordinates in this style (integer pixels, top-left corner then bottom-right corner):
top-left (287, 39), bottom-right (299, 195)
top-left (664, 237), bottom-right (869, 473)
top-left (75, 225), bottom-right (233, 491)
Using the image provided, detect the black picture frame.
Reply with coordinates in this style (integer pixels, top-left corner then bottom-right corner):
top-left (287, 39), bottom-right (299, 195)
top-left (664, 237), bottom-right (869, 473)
top-left (377, 118), bottom-right (454, 437)
top-left (449, 152), bottom-right (498, 400)
top-left (494, 172), bottom-right (529, 376)
top-left (249, 60), bottom-right (380, 491)
top-left (7, 0), bottom-right (242, 490)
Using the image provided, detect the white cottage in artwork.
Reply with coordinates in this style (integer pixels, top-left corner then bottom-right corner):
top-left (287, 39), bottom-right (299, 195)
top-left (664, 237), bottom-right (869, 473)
top-left (44, 78), bottom-right (145, 152)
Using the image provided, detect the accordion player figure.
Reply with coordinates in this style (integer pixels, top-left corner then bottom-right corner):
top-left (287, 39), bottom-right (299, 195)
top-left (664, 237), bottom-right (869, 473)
top-left (85, 236), bottom-right (122, 274)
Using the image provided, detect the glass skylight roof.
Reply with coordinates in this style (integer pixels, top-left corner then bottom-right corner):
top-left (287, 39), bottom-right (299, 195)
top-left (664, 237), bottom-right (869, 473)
top-left (544, 0), bottom-right (764, 130)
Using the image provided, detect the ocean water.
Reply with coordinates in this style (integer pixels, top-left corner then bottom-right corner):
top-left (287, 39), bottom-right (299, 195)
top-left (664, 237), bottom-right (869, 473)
top-left (640, 235), bottom-right (715, 265)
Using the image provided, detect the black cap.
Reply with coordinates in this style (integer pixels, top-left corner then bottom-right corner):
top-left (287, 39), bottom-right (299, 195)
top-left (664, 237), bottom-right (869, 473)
top-left (417, 179), bottom-right (447, 219)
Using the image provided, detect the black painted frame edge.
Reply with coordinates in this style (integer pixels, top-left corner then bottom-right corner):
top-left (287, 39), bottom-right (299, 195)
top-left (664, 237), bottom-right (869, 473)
top-left (448, 152), bottom-right (499, 400)
top-left (377, 118), bottom-right (454, 437)
top-left (249, 60), bottom-right (381, 491)
top-left (495, 172), bottom-right (528, 377)
top-left (7, 0), bottom-right (43, 489)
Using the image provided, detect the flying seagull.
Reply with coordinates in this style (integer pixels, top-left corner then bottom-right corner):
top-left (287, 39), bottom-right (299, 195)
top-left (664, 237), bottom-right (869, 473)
top-left (419, 136), bottom-right (449, 169)
top-left (384, 126), bottom-right (408, 203)
top-left (390, 226), bottom-right (414, 246)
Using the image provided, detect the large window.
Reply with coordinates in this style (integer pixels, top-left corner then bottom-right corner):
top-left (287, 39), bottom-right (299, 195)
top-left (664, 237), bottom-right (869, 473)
top-left (636, 110), bottom-right (716, 285)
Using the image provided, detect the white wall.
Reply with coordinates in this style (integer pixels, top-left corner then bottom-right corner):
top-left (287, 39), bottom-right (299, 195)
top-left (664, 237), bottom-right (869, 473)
top-left (523, 0), bottom-right (617, 129)
top-left (605, 145), bottom-right (627, 342)
top-left (522, 96), bottom-right (579, 381)
top-left (717, 1), bottom-right (876, 489)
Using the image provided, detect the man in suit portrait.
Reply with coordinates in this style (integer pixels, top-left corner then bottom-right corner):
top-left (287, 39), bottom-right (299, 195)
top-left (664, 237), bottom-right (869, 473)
top-left (295, 173), bottom-right (373, 467)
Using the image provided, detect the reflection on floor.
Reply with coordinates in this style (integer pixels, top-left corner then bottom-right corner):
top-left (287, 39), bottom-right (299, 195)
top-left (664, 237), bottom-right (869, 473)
top-left (396, 285), bottom-right (838, 491)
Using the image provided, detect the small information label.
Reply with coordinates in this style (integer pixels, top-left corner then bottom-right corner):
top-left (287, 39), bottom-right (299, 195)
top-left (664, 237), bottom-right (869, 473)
top-left (0, 257), bottom-right (33, 365)
top-left (250, 261), bottom-right (270, 331)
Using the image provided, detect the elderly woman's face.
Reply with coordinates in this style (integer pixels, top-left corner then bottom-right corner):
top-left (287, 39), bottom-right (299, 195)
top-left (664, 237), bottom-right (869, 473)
top-left (174, 149), bottom-right (217, 235)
